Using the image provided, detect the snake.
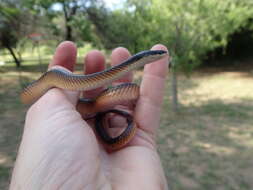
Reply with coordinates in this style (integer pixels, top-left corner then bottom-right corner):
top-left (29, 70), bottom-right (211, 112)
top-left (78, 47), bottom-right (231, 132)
top-left (21, 50), bottom-right (168, 150)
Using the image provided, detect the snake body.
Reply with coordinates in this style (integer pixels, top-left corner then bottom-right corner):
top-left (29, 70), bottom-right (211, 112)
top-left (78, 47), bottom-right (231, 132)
top-left (21, 50), bottom-right (167, 150)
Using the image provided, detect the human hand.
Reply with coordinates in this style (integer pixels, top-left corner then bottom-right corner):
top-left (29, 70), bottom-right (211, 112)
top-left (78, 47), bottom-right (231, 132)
top-left (10, 41), bottom-right (169, 189)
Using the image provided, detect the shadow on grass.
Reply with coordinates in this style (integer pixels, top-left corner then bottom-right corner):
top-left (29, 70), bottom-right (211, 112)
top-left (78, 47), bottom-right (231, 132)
top-left (0, 166), bottom-right (10, 189)
top-left (159, 98), bottom-right (253, 190)
top-left (194, 98), bottom-right (252, 120)
top-left (0, 70), bottom-right (27, 188)
top-left (0, 63), bottom-right (48, 73)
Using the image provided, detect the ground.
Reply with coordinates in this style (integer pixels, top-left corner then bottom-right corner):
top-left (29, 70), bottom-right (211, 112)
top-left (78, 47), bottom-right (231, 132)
top-left (0, 62), bottom-right (253, 189)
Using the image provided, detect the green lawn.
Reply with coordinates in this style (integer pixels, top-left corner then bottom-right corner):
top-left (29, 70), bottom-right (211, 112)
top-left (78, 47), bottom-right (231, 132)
top-left (0, 62), bottom-right (253, 189)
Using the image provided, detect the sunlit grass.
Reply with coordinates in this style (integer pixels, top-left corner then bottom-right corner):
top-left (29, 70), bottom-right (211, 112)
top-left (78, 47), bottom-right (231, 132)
top-left (0, 43), bottom-right (96, 66)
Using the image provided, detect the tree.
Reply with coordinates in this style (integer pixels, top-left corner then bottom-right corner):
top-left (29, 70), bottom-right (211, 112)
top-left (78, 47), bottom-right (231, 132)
top-left (109, 0), bottom-right (252, 111)
top-left (0, 1), bottom-right (25, 67)
top-left (86, 0), bottom-right (154, 52)
top-left (150, 0), bottom-right (253, 111)
top-left (23, 0), bottom-right (100, 42)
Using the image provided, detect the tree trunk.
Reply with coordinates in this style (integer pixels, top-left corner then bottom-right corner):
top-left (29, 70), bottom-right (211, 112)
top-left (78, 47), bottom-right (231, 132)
top-left (62, 1), bottom-right (77, 41)
top-left (6, 45), bottom-right (21, 67)
top-left (171, 67), bottom-right (179, 112)
top-left (36, 42), bottom-right (43, 73)
top-left (65, 24), bottom-right (72, 41)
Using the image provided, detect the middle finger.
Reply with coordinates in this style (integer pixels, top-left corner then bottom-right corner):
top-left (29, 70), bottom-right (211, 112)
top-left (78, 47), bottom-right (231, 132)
top-left (110, 47), bottom-right (133, 85)
top-left (83, 50), bottom-right (105, 99)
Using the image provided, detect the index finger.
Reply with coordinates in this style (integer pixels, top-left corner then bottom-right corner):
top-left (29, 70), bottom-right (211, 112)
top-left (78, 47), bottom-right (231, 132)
top-left (82, 50), bottom-right (105, 98)
top-left (46, 41), bottom-right (79, 105)
top-left (135, 44), bottom-right (169, 135)
top-left (49, 41), bottom-right (77, 71)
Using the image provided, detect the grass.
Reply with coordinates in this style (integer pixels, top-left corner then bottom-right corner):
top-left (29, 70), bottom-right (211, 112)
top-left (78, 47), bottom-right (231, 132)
top-left (0, 43), bottom-right (96, 66)
top-left (0, 60), bottom-right (253, 189)
top-left (159, 69), bottom-right (253, 190)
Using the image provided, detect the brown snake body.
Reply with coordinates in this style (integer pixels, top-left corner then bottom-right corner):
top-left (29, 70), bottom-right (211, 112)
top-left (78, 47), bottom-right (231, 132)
top-left (21, 50), bottom-right (167, 150)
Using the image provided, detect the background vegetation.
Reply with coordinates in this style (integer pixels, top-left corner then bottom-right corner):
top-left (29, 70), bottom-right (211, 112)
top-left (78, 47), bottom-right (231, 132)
top-left (0, 0), bottom-right (253, 189)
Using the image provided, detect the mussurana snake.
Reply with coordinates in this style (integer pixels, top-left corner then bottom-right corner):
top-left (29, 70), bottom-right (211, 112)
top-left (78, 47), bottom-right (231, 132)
top-left (21, 50), bottom-right (168, 150)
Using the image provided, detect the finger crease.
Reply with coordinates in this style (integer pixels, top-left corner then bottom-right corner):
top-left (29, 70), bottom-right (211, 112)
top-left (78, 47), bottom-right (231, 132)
top-left (143, 73), bottom-right (167, 82)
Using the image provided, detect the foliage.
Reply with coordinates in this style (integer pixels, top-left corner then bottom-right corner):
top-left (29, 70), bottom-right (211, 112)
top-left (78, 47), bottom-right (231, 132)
top-left (81, 0), bottom-right (253, 71)
top-left (0, 0), bottom-right (31, 67)
top-left (122, 0), bottom-right (253, 72)
top-left (88, 0), bottom-right (154, 52)
top-left (22, 0), bottom-right (101, 43)
top-left (1, 0), bottom-right (253, 70)
top-left (0, 5), bottom-right (19, 48)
